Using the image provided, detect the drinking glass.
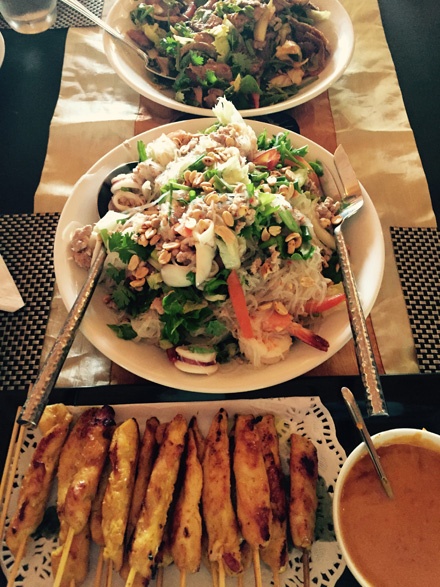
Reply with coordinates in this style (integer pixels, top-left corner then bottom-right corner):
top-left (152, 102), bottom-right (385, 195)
top-left (0, 0), bottom-right (57, 34)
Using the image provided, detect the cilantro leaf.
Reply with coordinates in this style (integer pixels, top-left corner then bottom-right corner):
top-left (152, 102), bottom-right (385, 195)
top-left (108, 323), bottom-right (138, 340)
top-left (107, 232), bottom-right (151, 263)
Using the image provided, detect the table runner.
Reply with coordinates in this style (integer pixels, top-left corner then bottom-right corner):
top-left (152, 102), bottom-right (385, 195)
top-left (0, 0), bottom-right (105, 29)
top-left (33, 0), bottom-right (437, 387)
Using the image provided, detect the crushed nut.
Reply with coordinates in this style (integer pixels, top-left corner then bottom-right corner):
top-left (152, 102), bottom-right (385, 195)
top-left (205, 192), bottom-right (219, 204)
top-left (162, 242), bottom-right (180, 251)
top-left (130, 277), bottom-right (146, 288)
top-left (128, 254), bottom-right (140, 271)
top-left (268, 225), bottom-right (282, 236)
top-left (222, 210), bottom-right (234, 227)
top-left (158, 250), bottom-right (172, 264)
top-left (261, 227), bottom-right (270, 242)
top-left (285, 232), bottom-right (302, 254)
top-left (274, 301), bottom-right (289, 315)
top-left (144, 227), bottom-right (157, 240)
top-left (134, 266), bottom-right (149, 279)
top-left (138, 234), bottom-right (148, 247)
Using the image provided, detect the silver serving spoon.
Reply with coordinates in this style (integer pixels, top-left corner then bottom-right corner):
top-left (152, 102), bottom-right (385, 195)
top-left (341, 386), bottom-right (394, 499)
top-left (18, 161), bottom-right (138, 429)
top-left (59, 0), bottom-right (176, 81)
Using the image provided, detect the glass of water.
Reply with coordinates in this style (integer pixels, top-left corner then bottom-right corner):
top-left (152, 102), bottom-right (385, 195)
top-left (0, 0), bottom-right (57, 34)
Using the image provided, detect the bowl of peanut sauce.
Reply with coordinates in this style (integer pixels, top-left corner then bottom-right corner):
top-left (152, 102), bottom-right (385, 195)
top-left (333, 428), bottom-right (440, 587)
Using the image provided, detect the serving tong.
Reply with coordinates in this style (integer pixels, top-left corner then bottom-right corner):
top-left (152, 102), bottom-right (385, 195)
top-left (323, 145), bottom-right (389, 417)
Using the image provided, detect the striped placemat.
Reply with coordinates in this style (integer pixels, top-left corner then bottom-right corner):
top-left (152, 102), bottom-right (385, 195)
top-left (0, 0), bottom-right (104, 29)
top-left (390, 226), bottom-right (440, 373)
top-left (0, 213), bottom-right (59, 393)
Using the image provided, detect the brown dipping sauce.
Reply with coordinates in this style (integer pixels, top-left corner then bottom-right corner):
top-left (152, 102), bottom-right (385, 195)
top-left (339, 442), bottom-right (440, 587)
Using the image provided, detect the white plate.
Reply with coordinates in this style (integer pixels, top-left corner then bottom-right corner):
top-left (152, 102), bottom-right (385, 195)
top-left (103, 0), bottom-right (354, 117)
top-left (54, 119), bottom-right (385, 393)
top-left (0, 32), bottom-right (5, 68)
top-left (2, 397), bottom-right (347, 587)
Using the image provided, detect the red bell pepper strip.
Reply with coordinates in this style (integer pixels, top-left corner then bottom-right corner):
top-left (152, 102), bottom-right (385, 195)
top-left (304, 293), bottom-right (346, 314)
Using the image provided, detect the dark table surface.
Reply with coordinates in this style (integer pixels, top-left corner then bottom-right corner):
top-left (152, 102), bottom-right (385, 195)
top-left (0, 0), bottom-right (440, 221)
top-left (0, 1), bottom-right (439, 584)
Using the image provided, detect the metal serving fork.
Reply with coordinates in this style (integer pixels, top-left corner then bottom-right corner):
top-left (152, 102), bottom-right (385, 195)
top-left (326, 146), bottom-right (388, 417)
top-left (59, 0), bottom-right (176, 81)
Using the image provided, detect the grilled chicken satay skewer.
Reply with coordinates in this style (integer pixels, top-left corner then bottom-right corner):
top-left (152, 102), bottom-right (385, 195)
top-left (155, 520), bottom-right (173, 587)
top-left (52, 405), bottom-right (116, 587)
top-left (126, 414), bottom-right (187, 586)
top-left (5, 404), bottom-right (73, 586)
top-left (255, 415), bottom-right (288, 587)
top-left (90, 460), bottom-right (111, 587)
top-left (202, 409), bottom-right (242, 587)
top-left (233, 415), bottom-right (272, 587)
top-left (126, 417), bottom-right (159, 546)
top-left (289, 434), bottom-right (319, 587)
top-left (102, 417), bottom-right (140, 582)
top-left (170, 419), bottom-right (204, 587)
top-left (0, 407), bottom-right (27, 540)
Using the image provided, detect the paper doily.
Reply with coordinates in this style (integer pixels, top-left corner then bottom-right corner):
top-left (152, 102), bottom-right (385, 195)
top-left (2, 397), bottom-right (347, 586)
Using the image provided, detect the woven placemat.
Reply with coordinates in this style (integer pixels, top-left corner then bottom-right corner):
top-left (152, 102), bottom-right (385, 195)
top-left (390, 226), bottom-right (440, 374)
top-left (0, 0), bottom-right (104, 29)
top-left (0, 213), bottom-right (60, 393)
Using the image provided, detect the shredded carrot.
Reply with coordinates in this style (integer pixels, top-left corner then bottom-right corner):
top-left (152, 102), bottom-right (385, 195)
top-left (227, 270), bottom-right (254, 339)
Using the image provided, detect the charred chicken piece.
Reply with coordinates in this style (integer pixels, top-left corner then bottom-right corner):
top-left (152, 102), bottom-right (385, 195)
top-left (6, 404), bottom-right (72, 557)
top-left (256, 414), bottom-right (288, 579)
top-left (126, 417), bottom-right (159, 545)
top-left (128, 413), bottom-right (187, 581)
top-left (233, 414), bottom-right (272, 549)
top-left (289, 433), bottom-right (318, 551)
top-left (56, 405), bottom-right (116, 539)
top-left (202, 408), bottom-right (242, 577)
top-left (170, 420), bottom-right (203, 576)
top-left (102, 418), bottom-right (140, 572)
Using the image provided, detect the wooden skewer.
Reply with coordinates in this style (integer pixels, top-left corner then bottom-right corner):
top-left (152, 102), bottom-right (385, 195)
top-left (210, 561), bottom-right (219, 587)
top-left (70, 580), bottom-right (75, 587)
top-left (6, 535), bottom-right (27, 587)
top-left (272, 569), bottom-right (280, 587)
top-left (53, 526), bottom-right (75, 587)
top-left (93, 548), bottom-right (105, 587)
top-left (218, 559), bottom-right (226, 587)
top-left (252, 548), bottom-right (263, 587)
top-left (237, 572), bottom-right (244, 587)
top-left (179, 568), bottom-right (186, 587)
top-left (105, 559), bottom-right (113, 587)
top-left (125, 566), bottom-right (137, 587)
top-left (302, 549), bottom-right (311, 587)
top-left (156, 567), bottom-right (164, 587)
top-left (0, 409), bottom-right (25, 538)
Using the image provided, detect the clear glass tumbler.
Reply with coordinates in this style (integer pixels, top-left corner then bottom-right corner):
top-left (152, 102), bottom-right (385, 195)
top-left (0, 0), bottom-right (57, 34)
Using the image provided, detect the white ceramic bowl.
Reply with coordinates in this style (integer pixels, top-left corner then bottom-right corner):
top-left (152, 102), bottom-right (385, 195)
top-left (333, 428), bottom-right (440, 586)
top-left (0, 32), bottom-right (5, 68)
top-left (103, 0), bottom-right (354, 117)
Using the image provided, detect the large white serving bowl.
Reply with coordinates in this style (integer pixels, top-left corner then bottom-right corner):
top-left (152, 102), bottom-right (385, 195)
top-left (54, 118), bottom-right (384, 393)
top-left (103, 0), bottom-right (354, 117)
